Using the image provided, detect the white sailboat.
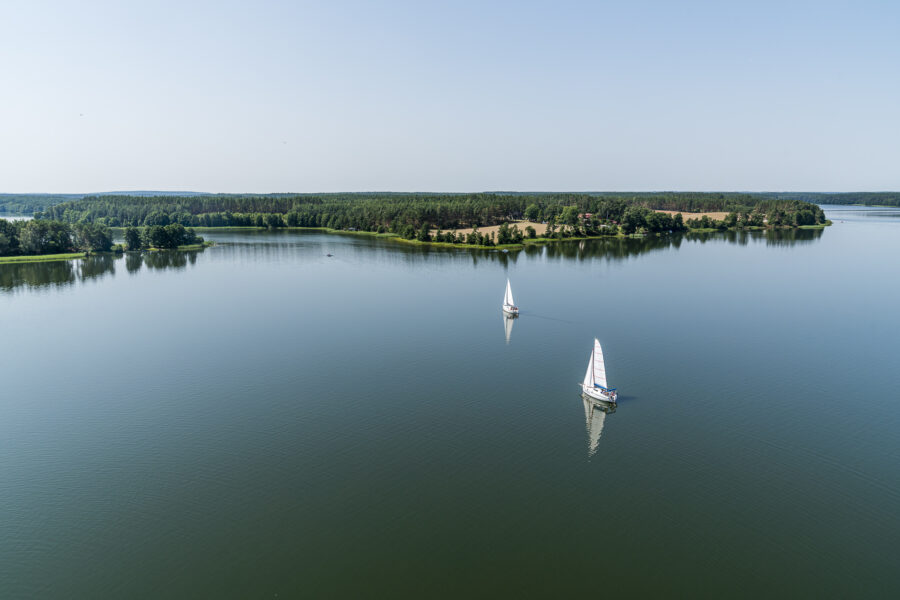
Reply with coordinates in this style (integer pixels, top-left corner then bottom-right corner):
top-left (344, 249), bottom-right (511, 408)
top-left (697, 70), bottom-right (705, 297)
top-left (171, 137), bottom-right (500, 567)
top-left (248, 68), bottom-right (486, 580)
top-left (581, 338), bottom-right (617, 403)
top-left (502, 279), bottom-right (519, 315)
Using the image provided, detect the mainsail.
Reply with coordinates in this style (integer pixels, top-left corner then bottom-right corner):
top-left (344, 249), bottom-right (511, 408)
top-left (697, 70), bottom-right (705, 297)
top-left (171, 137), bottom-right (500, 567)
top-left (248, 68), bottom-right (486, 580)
top-left (504, 279), bottom-right (515, 307)
top-left (592, 338), bottom-right (608, 389)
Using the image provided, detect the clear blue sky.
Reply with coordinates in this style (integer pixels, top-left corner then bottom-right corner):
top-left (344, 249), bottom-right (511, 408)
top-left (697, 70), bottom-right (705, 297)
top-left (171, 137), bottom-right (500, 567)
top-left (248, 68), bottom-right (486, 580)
top-left (1, 0), bottom-right (898, 192)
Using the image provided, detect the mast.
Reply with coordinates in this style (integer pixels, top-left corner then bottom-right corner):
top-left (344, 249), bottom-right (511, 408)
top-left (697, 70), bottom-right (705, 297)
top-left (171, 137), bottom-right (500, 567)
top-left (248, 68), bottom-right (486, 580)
top-left (583, 346), bottom-right (594, 388)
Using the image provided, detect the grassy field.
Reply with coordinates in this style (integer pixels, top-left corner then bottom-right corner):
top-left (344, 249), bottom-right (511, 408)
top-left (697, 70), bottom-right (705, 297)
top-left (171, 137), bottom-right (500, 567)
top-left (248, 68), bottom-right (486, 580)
top-left (147, 241), bottom-right (216, 251)
top-left (799, 221), bottom-right (832, 229)
top-left (0, 252), bottom-right (86, 264)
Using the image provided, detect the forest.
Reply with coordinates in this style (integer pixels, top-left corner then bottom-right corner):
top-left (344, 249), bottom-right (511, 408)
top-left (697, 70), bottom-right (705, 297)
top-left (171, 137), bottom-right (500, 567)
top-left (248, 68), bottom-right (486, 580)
top-left (36, 192), bottom-right (827, 238)
top-left (0, 219), bottom-right (113, 257)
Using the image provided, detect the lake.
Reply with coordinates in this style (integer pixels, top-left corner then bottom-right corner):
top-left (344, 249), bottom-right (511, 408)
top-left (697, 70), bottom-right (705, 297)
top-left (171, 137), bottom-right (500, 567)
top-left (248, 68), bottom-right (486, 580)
top-left (2, 206), bottom-right (899, 597)
top-left (0, 214), bottom-right (33, 222)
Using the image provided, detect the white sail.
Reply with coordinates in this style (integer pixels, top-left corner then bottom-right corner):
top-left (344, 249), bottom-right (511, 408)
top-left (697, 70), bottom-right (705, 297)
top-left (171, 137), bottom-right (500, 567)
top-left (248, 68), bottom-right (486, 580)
top-left (592, 338), bottom-right (608, 389)
top-left (583, 346), bottom-right (594, 387)
top-left (504, 279), bottom-right (515, 307)
top-left (503, 313), bottom-right (514, 343)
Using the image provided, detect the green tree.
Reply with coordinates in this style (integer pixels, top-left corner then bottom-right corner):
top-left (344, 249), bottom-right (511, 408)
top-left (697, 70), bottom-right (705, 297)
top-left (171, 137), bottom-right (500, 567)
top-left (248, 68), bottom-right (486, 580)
top-left (143, 211), bottom-right (170, 227)
top-left (561, 205), bottom-right (580, 227)
top-left (621, 207), bottom-right (647, 235)
top-left (0, 219), bottom-right (19, 256)
top-left (125, 227), bottom-right (143, 250)
top-left (19, 221), bottom-right (72, 254)
top-left (524, 203), bottom-right (540, 221)
top-left (73, 223), bottom-right (113, 252)
top-left (723, 212), bottom-right (738, 228)
top-left (265, 213), bottom-right (284, 228)
top-left (496, 223), bottom-right (511, 245)
top-left (144, 225), bottom-right (170, 248)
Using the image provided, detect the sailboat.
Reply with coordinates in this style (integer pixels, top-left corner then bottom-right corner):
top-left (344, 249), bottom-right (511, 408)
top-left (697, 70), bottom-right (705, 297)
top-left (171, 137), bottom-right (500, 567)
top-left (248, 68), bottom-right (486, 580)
top-left (581, 338), bottom-right (617, 403)
top-left (502, 279), bottom-right (518, 315)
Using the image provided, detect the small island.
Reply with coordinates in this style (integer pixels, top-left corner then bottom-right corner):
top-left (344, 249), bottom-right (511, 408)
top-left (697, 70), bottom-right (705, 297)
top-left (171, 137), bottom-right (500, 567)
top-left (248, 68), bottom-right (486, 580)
top-left (0, 219), bottom-right (211, 264)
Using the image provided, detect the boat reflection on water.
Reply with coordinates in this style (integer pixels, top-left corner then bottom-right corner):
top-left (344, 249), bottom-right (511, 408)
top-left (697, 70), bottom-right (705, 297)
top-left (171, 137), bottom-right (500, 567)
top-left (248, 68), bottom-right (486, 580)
top-left (502, 313), bottom-right (516, 344)
top-left (582, 395), bottom-right (616, 457)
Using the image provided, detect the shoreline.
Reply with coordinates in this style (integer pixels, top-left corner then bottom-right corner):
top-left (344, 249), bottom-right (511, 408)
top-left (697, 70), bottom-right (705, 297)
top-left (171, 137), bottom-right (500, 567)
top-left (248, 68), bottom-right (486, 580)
top-left (0, 252), bottom-right (87, 264)
top-left (0, 242), bottom-right (214, 265)
top-left (0, 221), bottom-right (830, 264)
top-left (159, 224), bottom-right (833, 250)
top-left (294, 224), bottom-right (831, 250)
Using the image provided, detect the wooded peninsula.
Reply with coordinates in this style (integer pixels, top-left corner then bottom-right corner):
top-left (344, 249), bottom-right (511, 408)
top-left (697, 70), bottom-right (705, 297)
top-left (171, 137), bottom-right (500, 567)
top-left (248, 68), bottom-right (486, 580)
top-left (40, 191), bottom-right (826, 239)
top-left (1, 192), bottom-right (831, 259)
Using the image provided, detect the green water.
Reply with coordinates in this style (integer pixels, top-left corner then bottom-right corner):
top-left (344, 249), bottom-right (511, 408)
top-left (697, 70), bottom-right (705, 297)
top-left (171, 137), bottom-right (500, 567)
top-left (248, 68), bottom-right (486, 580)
top-left (1, 207), bottom-right (898, 598)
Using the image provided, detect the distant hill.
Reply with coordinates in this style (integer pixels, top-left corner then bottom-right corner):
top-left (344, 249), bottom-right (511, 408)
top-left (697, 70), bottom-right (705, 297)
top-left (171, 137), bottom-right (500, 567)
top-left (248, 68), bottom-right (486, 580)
top-left (92, 191), bottom-right (212, 197)
top-left (0, 191), bottom-right (210, 214)
top-left (0, 194), bottom-right (85, 214)
top-left (6, 190), bottom-right (899, 217)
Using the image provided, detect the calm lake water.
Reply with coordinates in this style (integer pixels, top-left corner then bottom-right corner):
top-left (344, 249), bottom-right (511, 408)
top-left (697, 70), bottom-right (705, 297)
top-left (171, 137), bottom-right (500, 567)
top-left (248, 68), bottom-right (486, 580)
top-left (0, 213), bottom-right (33, 222)
top-left (2, 206), bottom-right (899, 598)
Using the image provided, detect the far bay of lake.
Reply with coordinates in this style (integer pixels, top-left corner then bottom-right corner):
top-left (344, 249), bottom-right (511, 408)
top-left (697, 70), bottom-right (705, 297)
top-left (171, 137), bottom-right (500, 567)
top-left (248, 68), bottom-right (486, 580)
top-left (1, 206), bottom-right (898, 597)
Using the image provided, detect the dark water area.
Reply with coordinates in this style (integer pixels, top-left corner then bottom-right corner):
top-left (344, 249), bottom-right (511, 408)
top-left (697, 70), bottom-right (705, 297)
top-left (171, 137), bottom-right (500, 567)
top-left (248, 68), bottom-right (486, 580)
top-left (1, 207), bottom-right (898, 598)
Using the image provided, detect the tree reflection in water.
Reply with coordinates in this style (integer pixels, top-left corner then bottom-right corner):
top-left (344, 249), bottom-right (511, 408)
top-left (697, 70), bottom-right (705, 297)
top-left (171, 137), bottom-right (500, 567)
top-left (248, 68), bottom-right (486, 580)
top-left (0, 249), bottom-right (205, 291)
top-left (144, 250), bottom-right (198, 270)
top-left (0, 230), bottom-right (822, 292)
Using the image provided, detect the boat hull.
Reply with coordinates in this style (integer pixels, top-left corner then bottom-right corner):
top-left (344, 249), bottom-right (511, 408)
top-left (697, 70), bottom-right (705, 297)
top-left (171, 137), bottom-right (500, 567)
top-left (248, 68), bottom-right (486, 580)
top-left (502, 305), bottom-right (519, 315)
top-left (582, 384), bottom-right (616, 403)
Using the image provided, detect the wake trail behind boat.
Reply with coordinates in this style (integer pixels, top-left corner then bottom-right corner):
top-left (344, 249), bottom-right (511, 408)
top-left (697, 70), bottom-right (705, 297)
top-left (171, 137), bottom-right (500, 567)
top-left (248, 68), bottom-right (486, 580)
top-left (517, 311), bottom-right (580, 326)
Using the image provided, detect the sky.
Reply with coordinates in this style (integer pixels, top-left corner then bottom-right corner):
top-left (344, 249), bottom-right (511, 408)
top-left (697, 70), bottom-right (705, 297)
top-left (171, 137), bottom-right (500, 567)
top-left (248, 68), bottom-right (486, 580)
top-left (1, 0), bottom-right (898, 193)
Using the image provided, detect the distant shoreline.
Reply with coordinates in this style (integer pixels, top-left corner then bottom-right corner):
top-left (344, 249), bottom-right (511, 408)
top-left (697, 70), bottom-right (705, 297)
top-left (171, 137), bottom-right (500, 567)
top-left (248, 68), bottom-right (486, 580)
top-left (169, 223), bottom-right (832, 251)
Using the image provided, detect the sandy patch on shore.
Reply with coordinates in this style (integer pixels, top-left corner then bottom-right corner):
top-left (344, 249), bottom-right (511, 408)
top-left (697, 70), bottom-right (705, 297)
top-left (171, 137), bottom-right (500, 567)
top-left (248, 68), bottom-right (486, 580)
top-left (657, 210), bottom-right (730, 221)
top-left (431, 220), bottom-right (546, 236)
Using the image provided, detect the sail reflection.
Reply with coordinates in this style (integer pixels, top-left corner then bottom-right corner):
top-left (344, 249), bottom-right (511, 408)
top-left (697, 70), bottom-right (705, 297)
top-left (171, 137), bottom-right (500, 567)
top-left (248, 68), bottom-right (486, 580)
top-left (502, 313), bottom-right (516, 343)
top-left (583, 395), bottom-right (616, 457)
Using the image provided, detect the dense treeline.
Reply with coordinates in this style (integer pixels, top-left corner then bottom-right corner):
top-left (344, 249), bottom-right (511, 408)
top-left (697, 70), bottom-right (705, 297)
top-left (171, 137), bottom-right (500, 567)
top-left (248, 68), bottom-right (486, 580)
top-left (0, 218), bottom-right (203, 257)
top-left (37, 192), bottom-right (826, 234)
top-left (759, 192), bottom-right (900, 207)
top-left (0, 219), bottom-right (113, 256)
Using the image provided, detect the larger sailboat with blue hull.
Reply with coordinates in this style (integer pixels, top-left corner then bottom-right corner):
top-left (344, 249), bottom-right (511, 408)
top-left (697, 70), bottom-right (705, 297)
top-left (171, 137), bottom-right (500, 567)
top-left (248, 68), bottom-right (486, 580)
top-left (581, 338), bottom-right (617, 403)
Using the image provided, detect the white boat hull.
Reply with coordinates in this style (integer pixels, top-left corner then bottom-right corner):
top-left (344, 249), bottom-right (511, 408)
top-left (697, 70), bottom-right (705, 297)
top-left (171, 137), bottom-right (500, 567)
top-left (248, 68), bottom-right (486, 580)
top-left (582, 384), bottom-right (616, 403)
top-left (502, 304), bottom-right (518, 315)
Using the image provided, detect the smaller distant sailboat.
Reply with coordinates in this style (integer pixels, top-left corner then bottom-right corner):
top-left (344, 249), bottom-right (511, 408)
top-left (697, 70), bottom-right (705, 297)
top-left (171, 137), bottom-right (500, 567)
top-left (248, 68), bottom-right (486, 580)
top-left (581, 338), bottom-right (617, 403)
top-left (502, 279), bottom-right (519, 315)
